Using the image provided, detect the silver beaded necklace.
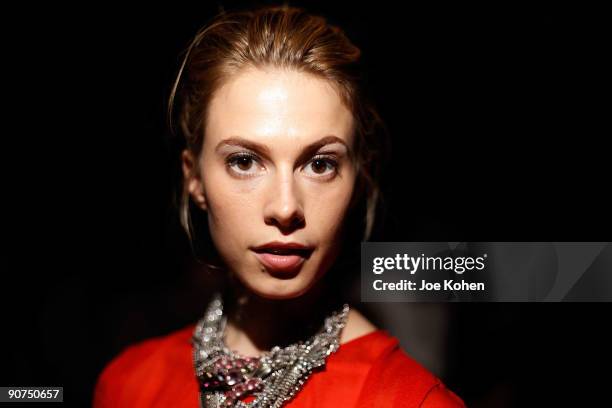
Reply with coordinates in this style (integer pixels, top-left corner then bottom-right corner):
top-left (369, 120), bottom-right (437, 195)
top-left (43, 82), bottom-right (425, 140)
top-left (192, 292), bottom-right (350, 408)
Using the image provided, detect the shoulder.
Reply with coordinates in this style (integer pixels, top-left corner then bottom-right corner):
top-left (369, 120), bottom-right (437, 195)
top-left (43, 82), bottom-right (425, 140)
top-left (420, 383), bottom-right (466, 408)
top-left (358, 333), bottom-right (465, 407)
top-left (340, 307), bottom-right (379, 344)
top-left (96, 324), bottom-right (194, 381)
top-left (93, 324), bottom-right (196, 407)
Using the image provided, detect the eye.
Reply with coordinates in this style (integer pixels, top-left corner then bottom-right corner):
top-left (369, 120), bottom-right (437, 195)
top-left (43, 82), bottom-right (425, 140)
top-left (226, 152), bottom-right (265, 177)
top-left (303, 155), bottom-right (338, 178)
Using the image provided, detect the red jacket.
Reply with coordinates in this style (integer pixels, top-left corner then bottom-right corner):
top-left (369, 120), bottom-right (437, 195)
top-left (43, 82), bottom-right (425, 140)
top-left (94, 324), bottom-right (465, 407)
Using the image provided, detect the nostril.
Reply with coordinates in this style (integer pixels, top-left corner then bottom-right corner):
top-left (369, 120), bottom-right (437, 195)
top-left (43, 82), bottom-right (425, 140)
top-left (266, 215), bottom-right (305, 232)
top-left (290, 215), bottom-right (305, 228)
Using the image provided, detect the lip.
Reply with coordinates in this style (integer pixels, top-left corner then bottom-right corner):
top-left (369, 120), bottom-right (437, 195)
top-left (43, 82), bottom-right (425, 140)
top-left (251, 241), bottom-right (314, 274)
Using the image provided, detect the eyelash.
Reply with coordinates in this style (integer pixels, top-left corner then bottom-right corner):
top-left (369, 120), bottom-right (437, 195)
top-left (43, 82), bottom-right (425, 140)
top-left (225, 152), bottom-right (339, 179)
top-left (308, 155), bottom-right (339, 177)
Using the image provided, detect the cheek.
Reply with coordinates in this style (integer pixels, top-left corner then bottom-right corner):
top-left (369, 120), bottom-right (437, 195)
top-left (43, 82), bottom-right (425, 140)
top-left (202, 159), bottom-right (264, 214)
top-left (303, 178), bottom-right (355, 239)
top-left (201, 169), bottom-right (264, 249)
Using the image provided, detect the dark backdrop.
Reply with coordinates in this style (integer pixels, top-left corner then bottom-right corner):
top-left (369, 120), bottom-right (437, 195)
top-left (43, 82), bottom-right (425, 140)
top-left (3, 1), bottom-right (610, 407)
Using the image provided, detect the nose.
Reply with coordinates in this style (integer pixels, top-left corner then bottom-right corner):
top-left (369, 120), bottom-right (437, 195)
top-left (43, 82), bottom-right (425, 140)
top-left (263, 169), bottom-right (305, 232)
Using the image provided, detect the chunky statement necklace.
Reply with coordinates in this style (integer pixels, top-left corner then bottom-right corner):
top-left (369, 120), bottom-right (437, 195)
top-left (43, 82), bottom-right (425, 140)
top-left (192, 293), bottom-right (350, 408)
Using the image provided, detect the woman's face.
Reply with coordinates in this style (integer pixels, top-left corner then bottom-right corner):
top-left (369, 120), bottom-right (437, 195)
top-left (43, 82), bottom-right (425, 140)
top-left (183, 67), bottom-right (356, 299)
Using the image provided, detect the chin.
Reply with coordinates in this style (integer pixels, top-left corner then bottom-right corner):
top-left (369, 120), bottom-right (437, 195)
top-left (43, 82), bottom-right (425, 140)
top-left (235, 268), bottom-right (318, 300)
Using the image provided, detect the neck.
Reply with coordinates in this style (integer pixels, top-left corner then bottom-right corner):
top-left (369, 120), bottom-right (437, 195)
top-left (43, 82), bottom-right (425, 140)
top-left (221, 273), bottom-right (345, 357)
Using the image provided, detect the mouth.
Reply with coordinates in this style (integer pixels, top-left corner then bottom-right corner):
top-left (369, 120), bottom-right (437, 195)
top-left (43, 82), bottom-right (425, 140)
top-left (251, 242), bottom-right (314, 274)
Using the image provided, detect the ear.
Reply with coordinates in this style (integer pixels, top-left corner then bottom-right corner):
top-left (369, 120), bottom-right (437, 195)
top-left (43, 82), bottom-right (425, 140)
top-left (181, 149), bottom-right (207, 211)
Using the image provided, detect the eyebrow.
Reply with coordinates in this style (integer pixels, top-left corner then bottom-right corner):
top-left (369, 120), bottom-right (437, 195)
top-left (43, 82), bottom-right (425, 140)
top-left (215, 135), bottom-right (350, 160)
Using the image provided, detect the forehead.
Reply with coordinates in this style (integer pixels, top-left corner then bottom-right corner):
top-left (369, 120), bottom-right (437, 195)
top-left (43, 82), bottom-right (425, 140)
top-left (205, 67), bottom-right (354, 147)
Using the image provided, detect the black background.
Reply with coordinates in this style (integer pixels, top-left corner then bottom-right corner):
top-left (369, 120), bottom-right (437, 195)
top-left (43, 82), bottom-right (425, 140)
top-left (3, 1), bottom-right (610, 407)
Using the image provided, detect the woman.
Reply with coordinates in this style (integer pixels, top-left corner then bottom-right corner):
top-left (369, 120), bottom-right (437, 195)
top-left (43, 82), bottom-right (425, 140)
top-left (94, 5), bottom-right (465, 407)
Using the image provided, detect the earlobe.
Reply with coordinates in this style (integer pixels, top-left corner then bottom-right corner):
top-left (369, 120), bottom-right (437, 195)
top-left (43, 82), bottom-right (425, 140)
top-left (181, 150), bottom-right (208, 211)
top-left (188, 179), bottom-right (208, 211)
